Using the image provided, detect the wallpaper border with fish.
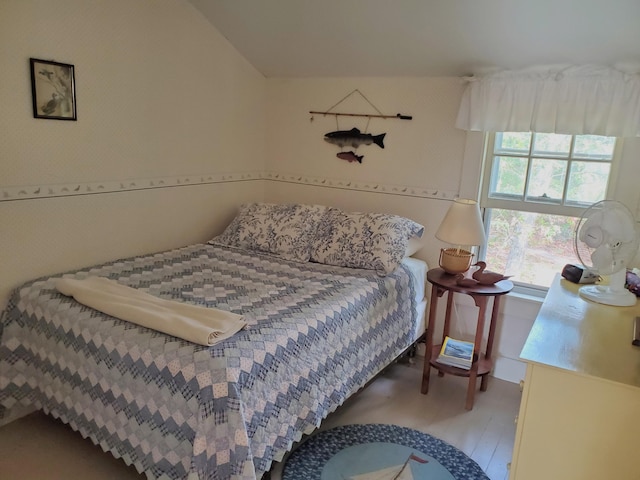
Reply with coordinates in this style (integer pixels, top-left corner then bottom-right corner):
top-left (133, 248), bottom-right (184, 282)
top-left (0, 172), bottom-right (457, 202)
top-left (265, 172), bottom-right (458, 200)
top-left (0, 173), bottom-right (263, 202)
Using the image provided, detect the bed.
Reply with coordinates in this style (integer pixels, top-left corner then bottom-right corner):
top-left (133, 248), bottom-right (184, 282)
top-left (0, 203), bottom-right (427, 480)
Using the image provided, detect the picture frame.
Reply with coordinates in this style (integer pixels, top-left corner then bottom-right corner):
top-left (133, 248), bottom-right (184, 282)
top-left (30, 58), bottom-right (77, 120)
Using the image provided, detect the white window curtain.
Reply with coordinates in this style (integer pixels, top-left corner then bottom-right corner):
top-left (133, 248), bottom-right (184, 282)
top-left (455, 65), bottom-right (640, 137)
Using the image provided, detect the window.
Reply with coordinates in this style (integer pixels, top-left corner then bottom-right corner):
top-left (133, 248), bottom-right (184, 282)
top-left (480, 132), bottom-right (617, 291)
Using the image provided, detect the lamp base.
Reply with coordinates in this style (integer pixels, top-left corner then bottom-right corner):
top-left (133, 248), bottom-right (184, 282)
top-left (439, 248), bottom-right (474, 275)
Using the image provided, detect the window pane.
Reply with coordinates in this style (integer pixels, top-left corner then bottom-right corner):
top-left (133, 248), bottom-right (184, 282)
top-left (489, 156), bottom-right (527, 197)
top-left (482, 132), bottom-right (616, 290)
top-left (566, 161), bottom-right (611, 204)
top-left (495, 132), bottom-right (531, 154)
top-left (526, 158), bottom-right (567, 202)
top-left (484, 209), bottom-right (579, 288)
top-left (573, 135), bottom-right (615, 160)
top-left (532, 133), bottom-right (571, 157)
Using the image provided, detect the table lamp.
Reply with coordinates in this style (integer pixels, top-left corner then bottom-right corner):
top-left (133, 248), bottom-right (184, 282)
top-left (435, 198), bottom-right (486, 274)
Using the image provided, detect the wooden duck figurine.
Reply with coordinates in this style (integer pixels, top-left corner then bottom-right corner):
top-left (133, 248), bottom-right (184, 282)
top-left (471, 261), bottom-right (512, 285)
top-left (455, 273), bottom-right (479, 287)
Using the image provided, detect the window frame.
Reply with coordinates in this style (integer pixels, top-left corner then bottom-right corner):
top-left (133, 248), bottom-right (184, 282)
top-left (478, 132), bottom-right (622, 294)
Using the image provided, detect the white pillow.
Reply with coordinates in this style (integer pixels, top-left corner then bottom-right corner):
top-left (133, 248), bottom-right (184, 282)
top-left (405, 236), bottom-right (424, 257)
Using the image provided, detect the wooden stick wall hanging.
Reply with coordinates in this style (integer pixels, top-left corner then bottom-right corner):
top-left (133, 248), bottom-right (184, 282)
top-left (309, 111), bottom-right (413, 120)
top-left (310, 89), bottom-right (412, 165)
top-left (309, 89), bottom-right (413, 121)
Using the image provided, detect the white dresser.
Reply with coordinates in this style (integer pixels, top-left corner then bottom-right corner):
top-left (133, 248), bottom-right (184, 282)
top-left (509, 274), bottom-right (640, 480)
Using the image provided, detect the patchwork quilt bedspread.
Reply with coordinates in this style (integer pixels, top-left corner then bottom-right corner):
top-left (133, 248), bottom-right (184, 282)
top-left (0, 243), bottom-right (417, 480)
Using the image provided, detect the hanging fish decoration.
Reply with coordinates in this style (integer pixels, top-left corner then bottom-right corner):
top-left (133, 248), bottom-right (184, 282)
top-left (324, 128), bottom-right (386, 149)
top-left (336, 151), bottom-right (364, 163)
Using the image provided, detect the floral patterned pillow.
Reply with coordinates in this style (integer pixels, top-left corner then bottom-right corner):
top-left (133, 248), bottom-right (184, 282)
top-left (210, 202), bottom-right (329, 262)
top-left (310, 208), bottom-right (425, 275)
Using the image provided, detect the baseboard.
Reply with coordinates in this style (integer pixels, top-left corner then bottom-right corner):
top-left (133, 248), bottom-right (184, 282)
top-left (492, 356), bottom-right (526, 384)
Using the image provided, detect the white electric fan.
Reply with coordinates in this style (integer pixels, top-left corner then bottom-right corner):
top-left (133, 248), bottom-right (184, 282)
top-left (574, 200), bottom-right (639, 307)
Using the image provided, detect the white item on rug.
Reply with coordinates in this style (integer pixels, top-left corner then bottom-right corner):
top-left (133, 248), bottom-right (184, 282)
top-left (55, 276), bottom-right (246, 346)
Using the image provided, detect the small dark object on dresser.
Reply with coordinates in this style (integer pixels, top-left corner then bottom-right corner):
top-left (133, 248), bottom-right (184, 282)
top-left (626, 271), bottom-right (640, 297)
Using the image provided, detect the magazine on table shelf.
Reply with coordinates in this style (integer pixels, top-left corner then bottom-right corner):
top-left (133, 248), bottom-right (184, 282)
top-left (437, 336), bottom-right (474, 370)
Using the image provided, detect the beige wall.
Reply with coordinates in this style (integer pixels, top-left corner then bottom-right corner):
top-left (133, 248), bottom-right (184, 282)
top-left (0, 0), bottom-right (266, 305)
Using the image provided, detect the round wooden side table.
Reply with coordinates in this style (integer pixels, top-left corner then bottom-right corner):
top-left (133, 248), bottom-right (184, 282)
top-left (421, 267), bottom-right (513, 410)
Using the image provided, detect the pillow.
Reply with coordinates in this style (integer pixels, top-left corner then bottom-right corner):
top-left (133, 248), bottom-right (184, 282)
top-left (310, 208), bottom-right (425, 275)
top-left (405, 235), bottom-right (424, 257)
top-left (211, 202), bottom-right (329, 262)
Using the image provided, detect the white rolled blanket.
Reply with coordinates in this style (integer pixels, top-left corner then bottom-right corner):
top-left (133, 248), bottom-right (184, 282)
top-left (55, 276), bottom-right (246, 346)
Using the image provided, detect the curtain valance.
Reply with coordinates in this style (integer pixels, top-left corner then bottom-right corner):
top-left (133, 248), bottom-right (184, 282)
top-left (455, 65), bottom-right (640, 137)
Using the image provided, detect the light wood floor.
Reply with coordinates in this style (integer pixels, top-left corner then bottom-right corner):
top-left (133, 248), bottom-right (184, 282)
top-left (0, 358), bottom-right (521, 480)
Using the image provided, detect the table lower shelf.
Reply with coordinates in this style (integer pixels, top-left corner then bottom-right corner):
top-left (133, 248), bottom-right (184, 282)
top-left (429, 344), bottom-right (493, 377)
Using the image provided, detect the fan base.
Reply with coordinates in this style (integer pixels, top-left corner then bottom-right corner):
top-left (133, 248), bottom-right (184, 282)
top-left (579, 285), bottom-right (637, 307)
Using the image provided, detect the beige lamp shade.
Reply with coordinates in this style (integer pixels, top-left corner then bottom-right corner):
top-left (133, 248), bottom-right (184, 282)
top-left (435, 198), bottom-right (486, 274)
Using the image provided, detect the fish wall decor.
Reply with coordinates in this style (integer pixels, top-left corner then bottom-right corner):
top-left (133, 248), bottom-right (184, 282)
top-left (336, 151), bottom-right (363, 163)
top-left (324, 128), bottom-right (386, 149)
top-left (313, 90), bottom-right (410, 165)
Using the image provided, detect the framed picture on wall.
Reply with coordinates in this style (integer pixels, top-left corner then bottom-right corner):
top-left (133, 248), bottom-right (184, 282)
top-left (30, 58), bottom-right (77, 120)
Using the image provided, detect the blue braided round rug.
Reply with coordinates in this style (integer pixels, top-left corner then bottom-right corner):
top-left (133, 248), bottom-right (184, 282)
top-left (282, 424), bottom-right (489, 480)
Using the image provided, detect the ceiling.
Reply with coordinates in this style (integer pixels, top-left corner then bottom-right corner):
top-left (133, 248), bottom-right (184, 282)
top-left (188, 0), bottom-right (640, 78)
